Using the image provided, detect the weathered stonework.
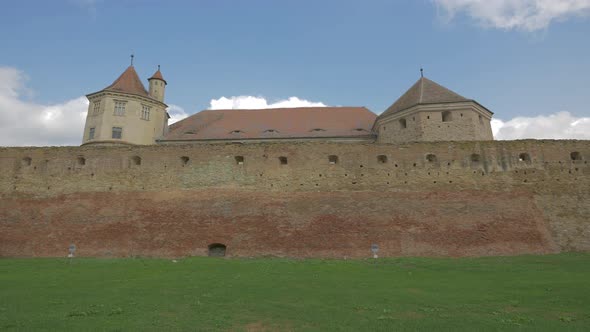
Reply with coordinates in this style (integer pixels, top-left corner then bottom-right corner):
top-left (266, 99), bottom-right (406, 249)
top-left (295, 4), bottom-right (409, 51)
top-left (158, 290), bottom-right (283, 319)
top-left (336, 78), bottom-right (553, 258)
top-left (1, 140), bottom-right (588, 258)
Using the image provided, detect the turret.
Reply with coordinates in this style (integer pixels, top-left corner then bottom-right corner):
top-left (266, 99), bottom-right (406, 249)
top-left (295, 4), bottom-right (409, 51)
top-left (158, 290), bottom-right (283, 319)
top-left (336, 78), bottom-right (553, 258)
top-left (81, 57), bottom-right (169, 146)
top-left (148, 65), bottom-right (167, 103)
top-left (373, 75), bottom-right (494, 143)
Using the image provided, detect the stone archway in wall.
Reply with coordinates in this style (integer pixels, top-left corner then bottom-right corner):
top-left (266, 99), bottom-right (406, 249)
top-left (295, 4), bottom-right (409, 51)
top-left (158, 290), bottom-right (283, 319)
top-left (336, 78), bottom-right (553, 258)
top-left (208, 243), bottom-right (227, 257)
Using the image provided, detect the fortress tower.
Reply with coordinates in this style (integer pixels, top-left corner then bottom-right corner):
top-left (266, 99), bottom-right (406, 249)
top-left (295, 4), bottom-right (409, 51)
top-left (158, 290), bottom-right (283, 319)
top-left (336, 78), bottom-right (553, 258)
top-left (373, 76), bottom-right (494, 143)
top-left (81, 62), bottom-right (169, 145)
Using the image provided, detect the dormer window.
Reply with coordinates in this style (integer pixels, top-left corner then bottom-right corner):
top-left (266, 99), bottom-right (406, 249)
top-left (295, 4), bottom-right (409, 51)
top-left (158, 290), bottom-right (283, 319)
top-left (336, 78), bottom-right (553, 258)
top-left (310, 128), bottom-right (326, 132)
top-left (263, 129), bottom-right (279, 134)
top-left (230, 130), bottom-right (244, 134)
top-left (353, 128), bottom-right (367, 132)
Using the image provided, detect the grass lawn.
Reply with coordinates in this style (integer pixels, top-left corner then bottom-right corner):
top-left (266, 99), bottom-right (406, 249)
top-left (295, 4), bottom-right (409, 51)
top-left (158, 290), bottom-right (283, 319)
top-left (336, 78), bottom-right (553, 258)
top-left (1, 254), bottom-right (590, 331)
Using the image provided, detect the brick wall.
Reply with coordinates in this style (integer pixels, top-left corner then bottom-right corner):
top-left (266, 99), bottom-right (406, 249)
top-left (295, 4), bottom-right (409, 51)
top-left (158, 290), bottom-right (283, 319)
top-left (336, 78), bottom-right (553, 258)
top-left (0, 140), bottom-right (588, 258)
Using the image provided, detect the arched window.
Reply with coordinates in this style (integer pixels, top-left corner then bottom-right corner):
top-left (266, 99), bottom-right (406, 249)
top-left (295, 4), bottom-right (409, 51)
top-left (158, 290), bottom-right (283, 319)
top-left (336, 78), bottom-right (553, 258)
top-left (518, 153), bottom-right (531, 164)
top-left (208, 243), bottom-right (226, 257)
top-left (442, 111), bottom-right (452, 122)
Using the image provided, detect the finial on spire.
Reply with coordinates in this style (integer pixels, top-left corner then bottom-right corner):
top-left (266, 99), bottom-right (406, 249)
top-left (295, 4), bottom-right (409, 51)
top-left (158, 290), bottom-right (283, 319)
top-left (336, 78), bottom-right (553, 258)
top-left (420, 67), bottom-right (424, 78)
top-left (130, 54), bottom-right (135, 66)
top-left (158, 64), bottom-right (160, 71)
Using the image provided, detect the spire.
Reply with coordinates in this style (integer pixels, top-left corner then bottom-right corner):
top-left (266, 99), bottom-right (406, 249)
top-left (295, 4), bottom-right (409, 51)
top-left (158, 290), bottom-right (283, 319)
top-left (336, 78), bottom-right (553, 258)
top-left (148, 65), bottom-right (167, 85)
top-left (130, 54), bottom-right (134, 66)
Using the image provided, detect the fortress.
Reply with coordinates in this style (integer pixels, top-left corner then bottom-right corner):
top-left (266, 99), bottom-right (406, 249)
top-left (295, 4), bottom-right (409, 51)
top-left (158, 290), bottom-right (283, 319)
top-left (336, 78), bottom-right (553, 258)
top-left (0, 64), bottom-right (588, 258)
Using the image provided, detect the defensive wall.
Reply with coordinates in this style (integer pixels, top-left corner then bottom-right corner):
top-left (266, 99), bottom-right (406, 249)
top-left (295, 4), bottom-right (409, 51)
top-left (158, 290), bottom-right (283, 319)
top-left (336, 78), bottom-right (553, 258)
top-left (1, 140), bottom-right (589, 258)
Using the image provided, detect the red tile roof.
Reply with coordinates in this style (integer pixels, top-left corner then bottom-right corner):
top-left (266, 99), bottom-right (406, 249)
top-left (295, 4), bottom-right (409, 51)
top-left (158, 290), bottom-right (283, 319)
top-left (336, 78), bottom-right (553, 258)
top-left (163, 107), bottom-right (377, 141)
top-left (149, 69), bottom-right (166, 84)
top-left (97, 66), bottom-right (150, 97)
top-left (380, 77), bottom-right (470, 117)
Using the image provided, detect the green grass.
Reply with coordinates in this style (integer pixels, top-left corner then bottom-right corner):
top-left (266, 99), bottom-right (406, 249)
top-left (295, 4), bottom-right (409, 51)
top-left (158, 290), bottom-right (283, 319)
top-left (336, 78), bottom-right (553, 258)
top-left (1, 254), bottom-right (590, 331)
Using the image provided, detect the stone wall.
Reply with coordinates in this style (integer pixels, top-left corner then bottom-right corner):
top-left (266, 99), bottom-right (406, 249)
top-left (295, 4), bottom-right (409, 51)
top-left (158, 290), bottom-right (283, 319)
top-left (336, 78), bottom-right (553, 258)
top-left (0, 140), bottom-right (588, 258)
top-left (375, 103), bottom-right (494, 143)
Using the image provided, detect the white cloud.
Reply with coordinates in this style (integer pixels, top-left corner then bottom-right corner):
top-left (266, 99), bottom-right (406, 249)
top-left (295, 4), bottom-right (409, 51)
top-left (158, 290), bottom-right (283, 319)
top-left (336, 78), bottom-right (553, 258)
top-left (492, 111), bottom-right (590, 139)
top-left (0, 67), bottom-right (88, 146)
top-left (209, 96), bottom-right (327, 110)
top-left (167, 104), bottom-right (189, 125)
top-left (434, 0), bottom-right (590, 31)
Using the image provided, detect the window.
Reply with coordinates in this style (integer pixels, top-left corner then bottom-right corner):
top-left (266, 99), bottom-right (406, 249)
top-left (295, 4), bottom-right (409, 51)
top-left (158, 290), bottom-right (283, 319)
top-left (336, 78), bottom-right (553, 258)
top-left (77, 157), bottom-right (86, 166)
top-left (130, 156), bottom-right (141, 166)
top-left (93, 101), bottom-right (101, 115)
top-left (22, 157), bottom-right (32, 166)
top-left (112, 127), bottom-right (122, 139)
top-left (88, 127), bottom-right (95, 140)
top-left (235, 156), bottom-right (244, 165)
top-left (377, 155), bottom-right (388, 164)
top-left (230, 130), bottom-right (244, 134)
top-left (141, 105), bottom-right (151, 120)
top-left (518, 153), bottom-right (531, 164)
top-left (180, 156), bottom-right (190, 166)
top-left (399, 118), bottom-right (407, 129)
top-left (328, 155), bottom-right (338, 165)
top-left (426, 154), bottom-right (437, 163)
top-left (208, 243), bottom-right (226, 257)
top-left (571, 152), bottom-right (582, 161)
top-left (479, 115), bottom-right (484, 125)
top-left (471, 154), bottom-right (481, 163)
top-left (279, 156), bottom-right (288, 165)
top-left (442, 111), bottom-right (452, 122)
top-left (264, 129), bottom-right (278, 134)
top-left (114, 101), bottom-right (126, 116)
top-left (311, 128), bottom-right (326, 132)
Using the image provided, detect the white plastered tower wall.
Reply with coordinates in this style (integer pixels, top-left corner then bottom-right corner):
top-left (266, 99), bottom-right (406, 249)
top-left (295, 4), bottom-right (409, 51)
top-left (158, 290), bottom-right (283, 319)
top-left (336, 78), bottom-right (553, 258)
top-left (81, 65), bottom-right (169, 146)
top-left (148, 67), bottom-right (166, 103)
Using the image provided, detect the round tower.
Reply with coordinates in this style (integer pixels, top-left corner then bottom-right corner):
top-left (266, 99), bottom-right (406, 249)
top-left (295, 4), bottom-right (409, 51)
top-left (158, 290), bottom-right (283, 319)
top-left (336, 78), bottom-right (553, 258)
top-left (148, 65), bottom-right (167, 103)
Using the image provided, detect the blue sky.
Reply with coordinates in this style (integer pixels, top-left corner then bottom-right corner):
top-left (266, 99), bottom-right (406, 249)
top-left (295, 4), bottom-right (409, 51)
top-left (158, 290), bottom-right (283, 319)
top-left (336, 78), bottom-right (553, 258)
top-left (1, 0), bottom-right (589, 145)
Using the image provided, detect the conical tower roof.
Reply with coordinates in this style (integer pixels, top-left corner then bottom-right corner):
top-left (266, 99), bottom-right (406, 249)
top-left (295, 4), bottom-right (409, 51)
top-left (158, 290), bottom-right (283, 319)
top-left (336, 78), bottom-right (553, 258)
top-left (101, 66), bottom-right (150, 97)
top-left (380, 77), bottom-right (469, 117)
top-left (148, 67), bottom-right (167, 85)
